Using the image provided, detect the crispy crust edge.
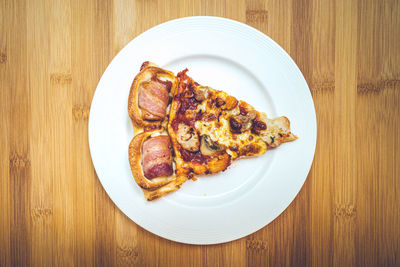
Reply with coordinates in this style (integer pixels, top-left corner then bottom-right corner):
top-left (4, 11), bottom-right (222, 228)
top-left (128, 130), bottom-right (187, 201)
top-left (267, 116), bottom-right (298, 147)
top-left (128, 65), bottom-right (178, 129)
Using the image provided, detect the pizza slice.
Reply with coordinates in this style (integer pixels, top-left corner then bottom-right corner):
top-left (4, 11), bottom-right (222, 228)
top-left (128, 62), bottom-right (186, 200)
top-left (167, 69), bottom-right (297, 179)
top-left (128, 62), bottom-right (297, 201)
top-left (128, 128), bottom-right (187, 201)
top-left (128, 61), bottom-right (178, 132)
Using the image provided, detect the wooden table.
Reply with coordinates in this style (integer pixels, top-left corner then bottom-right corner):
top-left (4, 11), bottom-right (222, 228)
top-left (1, 0), bottom-right (399, 266)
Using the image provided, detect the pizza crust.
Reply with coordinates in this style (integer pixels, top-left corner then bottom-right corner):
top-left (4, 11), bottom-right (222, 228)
top-left (128, 130), bottom-right (187, 201)
top-left (128, 62), bottom-right (178, 131)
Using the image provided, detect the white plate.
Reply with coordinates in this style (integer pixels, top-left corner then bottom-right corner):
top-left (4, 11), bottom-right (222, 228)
top-left (89, 16), bottom-right (316, 244)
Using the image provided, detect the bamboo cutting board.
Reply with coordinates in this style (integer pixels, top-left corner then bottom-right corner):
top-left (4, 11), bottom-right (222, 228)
top-left (1, 0), bottom-right (399, 266)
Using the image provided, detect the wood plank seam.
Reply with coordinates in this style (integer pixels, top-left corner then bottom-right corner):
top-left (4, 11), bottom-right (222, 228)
top-left (50, 73), bottom-right (72, 84)
top-left (333, 203), bottom-right (356, 219)
top-left (357, 79), bottom-right (400, 94)
top-left (246, 239), bottom-right (268, 254)
top-left (246, 10), bottom-right (268, 23)
top-left (310, 80), bottom-right (335, 93)
top-left (116, 245), bottom-right (139, 264)
top-left (72, 105), bottom-right (90, 121)
top-left (30, 207), bottom-right (53, 221)
top-left (0, 52), bottom-right (6, 63)
top-left (9, 154), bottom-right (31, 169)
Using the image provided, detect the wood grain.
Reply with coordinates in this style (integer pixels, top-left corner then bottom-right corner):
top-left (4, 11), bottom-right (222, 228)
top-left (0, 0), bottom-right (399, 266)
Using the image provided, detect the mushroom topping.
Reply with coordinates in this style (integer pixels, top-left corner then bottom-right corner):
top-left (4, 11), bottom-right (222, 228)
top-left (193, 86), bottom-right (210, 102)
top-left (229, 110), bottom-right (257, 133)
top-left (200, 135), bottom-right (224, 156)
top-left (176, 124), bottom-right (200, 152)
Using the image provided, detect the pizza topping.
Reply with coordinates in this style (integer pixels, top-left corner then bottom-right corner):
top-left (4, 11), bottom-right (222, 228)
top-left (141, 110), bottom-right (161, 120)
top-left (229, 117), bottom-right (242, 133)
top-left (200, 135), bottom-right (225, 156)
top-left (177, 68), bottom-right (189, 79)
top-left (216, 98), bottom-right (226, 107)
top-left (204, 114), bottom-right (217, 121)
top-left (229, 110), bottom-right (257, 133)
top-left (194, 86), bottom-right (210, 102)
top-left (208, 93), bottom-right (238, 110)
top-left (240, 112), bottom-right (256, 131)
top-left (195, 110), bottom-right (204, 121)
top-left (229, 145), bottom-right (239, 152)
top-left (251, 118), bottom-right (267, 134)
top-left (171, 113), bottom-right (195, 131)
top-left (151, 75), bottom-right (172, 92)
top-left (239, 104), bottom-right (248, 115)
top-left (239, 144), bottom-right (261, 156)
top-left (179, 146), bottom-right (211, 164)
top-left (138, 80), bottom-right (170, 120)
top-left (180, 96), bottom-right (199, 112)
top-left (142, 136), bottom-right (173, 179)
top-left (223, 96), bottom-right (238, 110)
top-left (144, 163), bottom-right (173, 180)
top-left (176, 124), bottom-right (200, 152)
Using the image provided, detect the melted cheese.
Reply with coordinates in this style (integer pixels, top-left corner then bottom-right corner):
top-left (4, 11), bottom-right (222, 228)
top-left (189, 86), bottom-right (294, 159)
top-left (195, 116), bottom-right (266, 159)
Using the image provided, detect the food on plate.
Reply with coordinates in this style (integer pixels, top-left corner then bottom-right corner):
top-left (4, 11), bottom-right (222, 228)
top-left (168, 69), bottom-right (297, 180)
top-left (128, 62), bottom-right (297, 201)
top-left (128, 61), bottom-right (178, 131)
top-left (128, 129), bottom-right (187, 201)
top-left (128, 62), bottom-right (185, 200)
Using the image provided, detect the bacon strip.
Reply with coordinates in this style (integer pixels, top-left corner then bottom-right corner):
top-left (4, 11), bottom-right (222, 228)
top-left (138, 80), bottom-right (170, 120)
top-left (142, 136), bottom-right (173, 179)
